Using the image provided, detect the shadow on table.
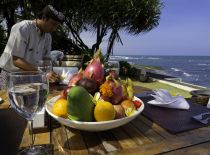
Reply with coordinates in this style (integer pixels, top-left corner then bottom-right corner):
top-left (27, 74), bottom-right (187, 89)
top-left (63, 123), bottom-right (151, 154)
top-left (0, 109), bottom-right (27, 155)
top-left (63, 127), bottom-right (135, 151)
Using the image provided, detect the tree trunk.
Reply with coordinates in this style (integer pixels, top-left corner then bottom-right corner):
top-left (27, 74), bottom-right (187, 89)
top-left (106, 30), bottom-right (117, 61)
top-left (66, 21), bottom-right (89, 52)
top-left (91, 24), bottom-right (107, 55)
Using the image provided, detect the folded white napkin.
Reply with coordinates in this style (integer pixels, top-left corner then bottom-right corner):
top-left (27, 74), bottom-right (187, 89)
top-left (148, 89), bottom-right (190, 110)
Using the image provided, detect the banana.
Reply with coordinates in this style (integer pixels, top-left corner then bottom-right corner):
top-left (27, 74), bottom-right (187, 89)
top-left (119, 80), bottom-right (128, 98)
top-left (121, 84), bottom-right (128, 98)
top-left (126, 78), bottom-right (134, 100)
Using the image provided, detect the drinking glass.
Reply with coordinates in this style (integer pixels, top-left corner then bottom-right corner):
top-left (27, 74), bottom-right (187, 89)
top-left (8, 71), bottom-right (49, 154)
top-left (38, 60), bottom-right (52, 73)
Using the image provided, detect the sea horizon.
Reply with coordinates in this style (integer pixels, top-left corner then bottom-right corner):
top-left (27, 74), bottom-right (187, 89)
top-left (111, 54), bottom-right (210, 57)
top-left (110, 55), bottom-right (210, 89)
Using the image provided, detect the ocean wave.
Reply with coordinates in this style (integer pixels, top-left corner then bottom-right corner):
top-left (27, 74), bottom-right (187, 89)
top-left (110, 56), bottom-right (127, 60)
top-left (147, 57), bottom-right (161, 60)
top-left (171, 68), bottom-right (192, 77)
top-left (171, 68), bottom-right (181, 72)
top-left (183, 72), bottom-right (192, 77)
top-left (110, 55), bottom-right (161, 61)
top-left (197, 63), bottom-right (210, 66)
top-left (110, 56), bottom-right (144, 60)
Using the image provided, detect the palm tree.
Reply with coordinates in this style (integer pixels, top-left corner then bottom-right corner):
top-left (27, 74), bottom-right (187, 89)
top-left (62, 0), bottom-right (162, 60)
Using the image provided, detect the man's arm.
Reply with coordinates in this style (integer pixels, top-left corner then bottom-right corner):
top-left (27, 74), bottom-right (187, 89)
top-left (13, 56), bottom-right (37, 71)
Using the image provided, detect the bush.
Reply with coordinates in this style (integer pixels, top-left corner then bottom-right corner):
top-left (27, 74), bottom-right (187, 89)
top-left (119, 61), bottom-right (131, 77)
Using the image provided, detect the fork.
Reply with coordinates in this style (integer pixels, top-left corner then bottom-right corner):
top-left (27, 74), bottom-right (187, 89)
top-left (200, 117), bottom-right (210, 124)
top-left (193, 112), bottom-right (210, 120)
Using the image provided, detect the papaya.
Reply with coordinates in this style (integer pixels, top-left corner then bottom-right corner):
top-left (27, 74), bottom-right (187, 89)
top-left (67, 86), bottom-right (94, 121)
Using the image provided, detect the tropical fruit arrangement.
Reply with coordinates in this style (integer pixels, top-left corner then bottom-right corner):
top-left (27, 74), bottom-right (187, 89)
top-left (52, 52), bottom-right (142, 122)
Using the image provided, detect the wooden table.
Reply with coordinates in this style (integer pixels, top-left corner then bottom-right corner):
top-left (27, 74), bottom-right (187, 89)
top-left (1, 87), bottom-right (210, 155)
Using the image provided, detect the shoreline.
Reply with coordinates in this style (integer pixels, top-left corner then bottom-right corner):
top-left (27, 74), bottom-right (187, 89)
top-left (111, 55), bottom-right (210, 89)
top-left (130, 63), bottom-right (209, 90)
top-left (119, 62), bottom-right (209, 98)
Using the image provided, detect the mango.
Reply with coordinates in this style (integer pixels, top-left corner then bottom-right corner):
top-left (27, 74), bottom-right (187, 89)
top-left (67, 86), bottom-right (94, 121)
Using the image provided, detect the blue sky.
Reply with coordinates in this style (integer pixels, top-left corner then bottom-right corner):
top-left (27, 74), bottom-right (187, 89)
top-left (82, 0), bottom-right (210, 56)
top-left (114, 0), bottom-right (210, 56)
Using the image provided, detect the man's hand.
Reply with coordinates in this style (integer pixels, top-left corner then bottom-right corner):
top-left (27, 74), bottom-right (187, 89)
top-left (46, 71), bottom-right (60, 83)
top-left (13, 56), bottom-right (37, 71)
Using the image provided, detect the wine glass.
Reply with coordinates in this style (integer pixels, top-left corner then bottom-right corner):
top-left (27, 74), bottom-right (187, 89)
top-left (8, 71), bottom-right (49, 154)
top-left (38, 60), bottom-right (52, 73)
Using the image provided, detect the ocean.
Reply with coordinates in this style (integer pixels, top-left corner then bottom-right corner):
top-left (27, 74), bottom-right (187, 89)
top-left (110, 55), bottom-right (210, 89)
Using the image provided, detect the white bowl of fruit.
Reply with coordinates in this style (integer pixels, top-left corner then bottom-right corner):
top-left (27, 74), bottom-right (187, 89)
top-left (46, 94), bottom-right (144, 131)
top-left (45, 51), bottom-right (144, 131)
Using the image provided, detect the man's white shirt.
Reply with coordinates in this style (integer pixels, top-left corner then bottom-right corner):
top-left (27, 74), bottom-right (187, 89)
top-left (0, 20), bottom-right (52, 72)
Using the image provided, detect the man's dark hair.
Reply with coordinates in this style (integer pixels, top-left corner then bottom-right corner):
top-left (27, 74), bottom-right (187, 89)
top-left (38, 5), bottom-right (65, 24)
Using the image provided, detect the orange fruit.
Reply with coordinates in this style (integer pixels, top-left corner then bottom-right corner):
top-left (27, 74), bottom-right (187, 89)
top-left (120, 99), bottom-right (136, 116)
top-left (120, 99), bottom-right (135, 110)
top-left (52, 98), bottom-right (67, 118)
top-left (94, 101), bottom-right (115, 122)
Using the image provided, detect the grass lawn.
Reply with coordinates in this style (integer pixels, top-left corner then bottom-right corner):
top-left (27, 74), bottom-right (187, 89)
top-left (132, 64), bottom-right (163, 70)
top-left (132, 80), bottom-right (192, 98)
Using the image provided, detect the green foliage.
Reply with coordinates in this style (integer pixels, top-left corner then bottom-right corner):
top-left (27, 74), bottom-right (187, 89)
top-left (0, 0), bottom-right (162, 59)
top-left (130, 67), bottom-right (139, 78)
top-left (81, 54), bottom-right (92, 70)
top-left (119, 61), bottom-right (131, 77)
top-left (119, 60), bottom-right (148, 80)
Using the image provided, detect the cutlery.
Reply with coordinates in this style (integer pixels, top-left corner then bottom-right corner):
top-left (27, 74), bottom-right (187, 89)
top-left (199, 117), bottom-right (210, 124)
top-left (193, 112), bottom-right (210, 120)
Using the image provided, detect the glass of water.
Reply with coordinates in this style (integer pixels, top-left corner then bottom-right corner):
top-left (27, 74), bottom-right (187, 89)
top-left (8, 71), bottom-right (49, 154)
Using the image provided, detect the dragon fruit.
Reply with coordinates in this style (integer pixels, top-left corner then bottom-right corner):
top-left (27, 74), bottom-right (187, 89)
top-left (83, 57), bottom-right (104, 84)
top-left (99, 76), bottom-right (124, 104)
top-left (83, 50), bottom-right (104, 84)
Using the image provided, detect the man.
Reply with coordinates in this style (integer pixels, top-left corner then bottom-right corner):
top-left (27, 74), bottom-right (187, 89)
top-left (0, 5), bottom-right (65, 89)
